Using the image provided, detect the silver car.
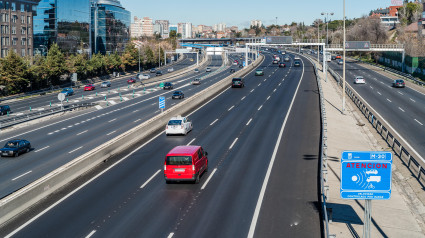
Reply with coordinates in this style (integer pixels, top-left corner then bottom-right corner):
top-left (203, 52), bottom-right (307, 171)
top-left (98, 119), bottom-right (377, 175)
top-left (206, 67), bottom-right (211, 72)
top-left (101, 81), bottom-right (111, 87)
top-left (192, 78), bottom-right (201, 85)
top-left (167, 68), bottom-right (174, 72)
top-left (140, 74), bottom-right (151, 80)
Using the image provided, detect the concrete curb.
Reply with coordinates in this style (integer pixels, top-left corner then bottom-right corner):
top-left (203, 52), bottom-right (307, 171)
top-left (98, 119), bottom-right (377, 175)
top-left (0, 54), bottom-right (264, 225)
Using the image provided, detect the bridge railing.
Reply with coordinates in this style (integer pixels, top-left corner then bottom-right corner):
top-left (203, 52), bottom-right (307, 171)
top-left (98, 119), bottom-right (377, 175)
top-left (326, 44), bottom-right (404, 49)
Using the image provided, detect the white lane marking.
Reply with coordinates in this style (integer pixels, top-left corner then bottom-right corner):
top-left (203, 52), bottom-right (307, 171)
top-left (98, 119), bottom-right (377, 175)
top-left (228, 106), bottom-right (234, 111)
top-left (258, 83), bottom-right (261, 86)
top-left (167, 233), bottom-right (174, 238)
top-left (248, 53), bottom-right (305, 238)
top-left (201, 168), bottom-right (217, 190)
top-left (68, 146), bottom-right (83, 154)
top-left (229, 138), bottom-right (238, 150)
top-left (377, 92), bottom-right (382, 95)
top-left (35, 146), bottom-right (50, 152)
top-left (61, 128), bottom-right (66, 130)
top-left (108, 118), bottom-right (117, 122)
top-left (54, 130), bottom-right (60, 133)
top-left (12, 171), bottom-right (32, 181)
top-left (187, 138), bottom-right (196, 146)
top-left (241, 96), bottom-right (246, 101)
top-left (246, 118), bottom-right (253, 126)
top-left (386, 98), bottom-right (392, 102)
top-left (74, 123), bottom-right (80, 125)
top-left (399, 107), bottom-right (405, 112)
top-left (258, 105), bottom-right (263, 111)
top-left (250, 89), bottom-right (254, 93)
top-left (85, 230), bottom-right (96, 238)
top-left (140, 170), bottom-right (161, 189)
top-left (263, 79), bottom-right (266, 82)
top-left (77, 130), bottom-right (88, 136)
top-left (134, 119), bottom-right (142, 123)
top-left (67, 125), bottom-right (73, 128)
top-left (106, 130), bottom-right (117, 136)
top-left (95, 105), bottom-right (102, 110)
top-left (48, 132), bottom-right (54, 135)
top-left (414, 119), bottom-right (423, 126)
top-left (133, 110), bottom-right (139, 113)
top-left (398, 91), bottom-right (404, 95)
top-left (278, 83), bottom-right (281, 86)
top-left (266, 96), bottom-right (270, 101)
top-left (370, 86), bottom-right (373, 89)
top-left (210, 119), bottom-right (219, 125)
top-left (273, 89), bottom-right (276, 92)
top-left (410, 98), bottom-right (416, 102)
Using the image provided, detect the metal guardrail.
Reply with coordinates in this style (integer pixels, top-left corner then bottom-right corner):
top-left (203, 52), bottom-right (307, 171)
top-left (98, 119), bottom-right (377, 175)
top-left (327, 44), bottom-right (404, 49)
top-left (328, 66), bottom-right (425, 186)
top-left (0, 103), bottom-right (96, 129)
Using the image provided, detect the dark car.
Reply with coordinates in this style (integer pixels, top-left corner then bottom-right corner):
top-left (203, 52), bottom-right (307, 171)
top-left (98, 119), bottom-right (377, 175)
top-left (0, 139), bottom-right (31, 157)
top-left (156, 71), bottom-right (163, 76)
top-left (163, 82), bottom-right (173, 90)
top-left (294, 61), bottom-right (301, 67)
top-left (239, 64), bottom-right (243, 68)
top-left (0, 105), bottom-right (11, 115)
top-left (230, 68), bottom-right (235, 73)
top-left (172, 91), bottom-right (184, 99)
top-left (61, 88), bottom-right (74, 96)
top-left (392, 79), bottom-right (405, 88)
top-left (127, 78), bottom-right (137, 84)
top-left (331, 55), bottom-right (336, 60)
top-left (279, 63), bottom-right (286, 68)
top-left (232, 78), bottom-right (244, 88)
top-left (150, 68), bottom-right (156, 73)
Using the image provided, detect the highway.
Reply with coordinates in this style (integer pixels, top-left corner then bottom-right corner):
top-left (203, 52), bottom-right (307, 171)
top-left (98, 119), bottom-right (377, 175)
top-left (0, 54), bottom-right (246, 198)
top-left (327, 59), bottom-right (425, 160)
top-left (2, 52), bottom-right (322, 237)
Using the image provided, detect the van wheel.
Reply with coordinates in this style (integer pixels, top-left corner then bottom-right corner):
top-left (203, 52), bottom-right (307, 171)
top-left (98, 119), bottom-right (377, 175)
top-left (194, 173), bottom-right (200, 184)
top-left (14, 152), bottom-right (19, 157)
top-left (26, 148), bottom-right (30, 153)
top-left (166, 180), bottom-right (171, 184)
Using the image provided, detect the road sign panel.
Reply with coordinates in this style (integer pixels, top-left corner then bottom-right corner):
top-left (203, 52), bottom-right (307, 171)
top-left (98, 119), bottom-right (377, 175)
top-left (159, 96), bottom-right (165, 109)
top-left (58, 93), bottom-right (65, 101)
top-left (340, 151), bottom-right (392, 200)
top-left (345, 41), bottom-right (371, 50)
top-left (243, 61), bottom-right (246, 67)
top-left (265, 36), bottom-right (293, 44)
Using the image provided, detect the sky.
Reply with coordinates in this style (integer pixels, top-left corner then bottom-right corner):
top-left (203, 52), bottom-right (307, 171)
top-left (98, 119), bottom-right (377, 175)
top-left (120, 0), bottom-right (401, 28)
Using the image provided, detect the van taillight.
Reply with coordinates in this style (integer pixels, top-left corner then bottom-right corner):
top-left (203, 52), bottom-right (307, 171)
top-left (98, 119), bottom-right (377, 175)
top-left (166, 125), bottom-right (168, 129)
top-left (181, 125), bottom-right (184, 129)
top-left (192, 165), bottom-right (195, 171)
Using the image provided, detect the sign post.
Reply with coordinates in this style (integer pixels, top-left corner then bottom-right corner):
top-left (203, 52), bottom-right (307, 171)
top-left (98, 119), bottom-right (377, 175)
top-left (159, 96), bottom-right (165, 113)
top-left (341, 151), bottom-right (392, 238)
top-left (58, 93), bottom-right (65, 111)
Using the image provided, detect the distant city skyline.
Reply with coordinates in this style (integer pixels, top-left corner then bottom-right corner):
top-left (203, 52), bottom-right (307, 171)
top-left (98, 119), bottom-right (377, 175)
top-left (121, 0), bottom-right (399, 28)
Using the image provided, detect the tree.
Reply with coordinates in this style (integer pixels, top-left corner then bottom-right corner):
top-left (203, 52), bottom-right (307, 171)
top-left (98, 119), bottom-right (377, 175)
top-left (169, 30), bottom-right (177, 38)
top-left (144, 45), bottom-right (155, 67)
top-left (0, 50), bottom-right (30, 94)
top-left (44, 43), bottom-right (67, 86)
top-left (398, 2), bottom-right (422, 25)
top-left (121, 42), bottom-right (139, 71)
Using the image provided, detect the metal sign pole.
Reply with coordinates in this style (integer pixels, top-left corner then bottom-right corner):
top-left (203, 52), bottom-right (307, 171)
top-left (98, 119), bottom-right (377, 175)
top-left (363, 199), bottom-right (371, 238)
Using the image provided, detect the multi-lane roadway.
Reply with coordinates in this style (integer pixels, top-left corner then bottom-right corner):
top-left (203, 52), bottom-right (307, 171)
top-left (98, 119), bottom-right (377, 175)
top-left (1, 52), bottom-right (322, 237)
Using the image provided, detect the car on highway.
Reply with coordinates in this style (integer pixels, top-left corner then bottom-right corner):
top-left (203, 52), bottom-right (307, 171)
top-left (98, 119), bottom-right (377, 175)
top-left (100, 81), bottom-right (111, 88)
top-left (140, 74), bottom-right (151, 80)
top-left (232, 78), bottom-right (244, 88)
top-left (279, 63), bottom-right (286, 68)
top-left (337, 59), bottom-right (343, 65)
top-left (163, 82), bottom-right (173, 90)
top-left (284, 57), bottom-right (290, 62)
top-left (229, 68), bottom-right (235, 73)
top-left (392, 79), bottom-right (406, 88)
top-left (156, 71), bottom-right (163, 76)
top-left (165, 116), bottom-right (193, 136)
top-left (192, 78), bottom-right (201, 85)
top-left (172, 91), bottom-right (184, 99)
top-left (206, 67), bottom-right (212, 72)
top-left (164, 145), bottom-right (208, 184)
top-left (0, 105), bottom-right (10, 115)
top-left (127, 78), bottom-right (137, 84)
top-left (354, 76), bottom-right (365, 84)
top-left (194, 68), bottom-right (199, 73)
top-left (84, 84), bottom-right (95, 91)
top-left (0, 139), bottom-right (31, 157)
top-left (150, 68), bottom-right (156, 73)
top-left (294, 60), bottom-right (301, 67)
top-left (331, 55), bottom-right (336, 60)
top-left (239, 64), bottom-right (243, 68)
top-left (167, 67), bottom-right (174, 72)
top-left (61, 88), bottom-right (74, 96)
top-left (336, 55), bottom-right (342, 59)
top-left (232, 61), bottom-right (238, 65)
top-left (255, 68), bottom-right (264, 76)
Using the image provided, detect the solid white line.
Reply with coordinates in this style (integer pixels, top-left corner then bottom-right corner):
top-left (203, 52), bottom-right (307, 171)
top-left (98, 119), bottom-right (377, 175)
top-left (248, 54), bottom-right (306, 238)
top-left (106, 130), bottom-right (117, 136)
top-left (398, 107), bottom-right (405, 112)
top-left (228, 105), bottom-right (234, 111)
top-left (201, 168), bottom-right (217, 190)
top-left (167, 233), bottom-right (174, 238)
top-left (187, 138), bottom-right (196, 146)
top-left (35, 146), bottom-right (50, 152)
top-left (140, 170), bottom-right (161, 188)
top-left (108, 118), bottom-right (117, 122)
top-left (414, 119), bottom-right (423, 126)
top-left (266, 96), bottom-right (270, 101)
top-left (68, 146), bottom-right (83, 154)
top-left (386, 98), bottom-right (392, 102)
top-left (210, 119), bottom-right (219, 125)
top-left (77, 130), bottom-right (88, 136)
top-left (241, 96), bottom-right (246, 101)
top-left (246, 118), bottom-right (253, 125)
top-left (85, 230), bottom-right (96, 238)
top-left (258, 105), bottom-right (262, 111)
top-left (12, 171), bottom-right (32, 181)
top-left (229, 138), bottom-right (238, 149)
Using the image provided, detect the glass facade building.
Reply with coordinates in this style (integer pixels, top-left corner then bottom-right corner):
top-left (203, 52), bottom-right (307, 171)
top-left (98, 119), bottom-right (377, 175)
top-left (91, 0), bottom-right (130, 55)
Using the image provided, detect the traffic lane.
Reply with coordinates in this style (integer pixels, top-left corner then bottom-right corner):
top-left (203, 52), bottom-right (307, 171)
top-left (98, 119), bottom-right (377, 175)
top-left (3, 55), bottom-right (277, 237)
top-left (254, 57), bottom-right (322, 238)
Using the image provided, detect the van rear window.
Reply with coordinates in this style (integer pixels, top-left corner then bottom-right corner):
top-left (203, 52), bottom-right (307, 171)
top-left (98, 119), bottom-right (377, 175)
top-left (168, 120), bottom-right (182, 125)
top-left (166, 156), bottom-right (192, 165)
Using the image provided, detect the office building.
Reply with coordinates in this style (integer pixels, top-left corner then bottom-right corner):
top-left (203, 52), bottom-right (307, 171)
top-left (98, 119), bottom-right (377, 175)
top-left (131, 16), bottom-right (143, 38)
top-left (178, 22), bottom-right (191, 39)
top-left (213, 23), bottom-right (226, 32)
top-left (250, 20), bottom-right (262, 28)
top-left (141, 17), bottom-right (153, 36)
top-left (0, 0), bottom-right (40, 58)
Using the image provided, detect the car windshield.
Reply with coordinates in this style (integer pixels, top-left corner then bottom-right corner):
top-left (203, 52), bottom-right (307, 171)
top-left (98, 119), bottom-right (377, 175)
top-left (5, 142), bottom-right (18, 148)
top-left (173, 92), bottom-right (181, 95)
top-left (168, 120), bottom-right (182, 125)
top-left (166, 156), bottom-right (192, 165)
top-left (256, 69), bottom-right (262, 72)
top-left (165, 83), bottom-right (171, 86)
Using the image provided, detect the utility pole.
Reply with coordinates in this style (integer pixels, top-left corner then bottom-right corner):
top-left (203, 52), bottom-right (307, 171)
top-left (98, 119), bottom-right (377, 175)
top-left (342, 0), bottom-right (346, 113)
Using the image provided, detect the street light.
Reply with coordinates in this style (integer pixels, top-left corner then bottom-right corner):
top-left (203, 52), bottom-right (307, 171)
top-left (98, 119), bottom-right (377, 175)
top-left (321, 12), bottom-right (334, 46)
top-left (39, 45), bottom-right (48, 56)
top-left (342, 0), bottom-right (346, 113)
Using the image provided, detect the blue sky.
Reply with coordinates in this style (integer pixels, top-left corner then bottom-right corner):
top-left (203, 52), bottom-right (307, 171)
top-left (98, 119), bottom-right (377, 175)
top-left (120, 0), bottom-right (398, 28)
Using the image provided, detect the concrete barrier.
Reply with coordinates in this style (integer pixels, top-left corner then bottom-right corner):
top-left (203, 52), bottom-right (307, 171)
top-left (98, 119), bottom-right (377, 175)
top-left (0, 54), bottom-right (264, 225)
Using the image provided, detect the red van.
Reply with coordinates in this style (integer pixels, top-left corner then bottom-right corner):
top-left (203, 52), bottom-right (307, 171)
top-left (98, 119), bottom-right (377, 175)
top-left (164, 145), bottom-right (208, 184)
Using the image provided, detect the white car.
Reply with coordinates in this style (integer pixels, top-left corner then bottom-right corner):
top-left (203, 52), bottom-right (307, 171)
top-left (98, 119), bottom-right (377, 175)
top-left (165, 116), bottom-right (193, 135)
top-left (232, 62), bottom-right (238, 66)
top-left (354, 76), bottom-right (365, 84)
top-left (140, 74), bottom-right (151, 80)
top-left (167, 68), bottom-right (174, 72)
top-left (206, 67), bottom-right (211, 72)
top-left (366, 169), bottom-right (378, 175)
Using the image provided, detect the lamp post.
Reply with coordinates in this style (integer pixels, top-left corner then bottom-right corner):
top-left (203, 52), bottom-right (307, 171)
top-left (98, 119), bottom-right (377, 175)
top-left (40, 45), bottom-right (48, 56)
top-left (138, 46), bottom-right (141, 72)
top-left (321, 12), bottom-right (334, 45)
top-left (342, 0), bottom-right (346, 113)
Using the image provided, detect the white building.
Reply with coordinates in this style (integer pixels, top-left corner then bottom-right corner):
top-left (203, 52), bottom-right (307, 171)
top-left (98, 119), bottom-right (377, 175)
top-left (178, 23), bottom-right (192, 39)
top-left (131, 17), bottom-right (143, 38)
top-left (213, 23), bottom-right (226, 32)
top-left (250, 20), bottom-right (262, 28)
top-left (141, 17), bottom-right (154, 37)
